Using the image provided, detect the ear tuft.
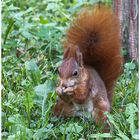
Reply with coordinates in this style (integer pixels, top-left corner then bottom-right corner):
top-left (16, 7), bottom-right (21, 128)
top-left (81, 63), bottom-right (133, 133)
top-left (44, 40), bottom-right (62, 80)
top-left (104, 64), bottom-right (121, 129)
top-left (76, 47), bottom-right (83, 67)
top-left (63, 47), bottom-right (70, 60)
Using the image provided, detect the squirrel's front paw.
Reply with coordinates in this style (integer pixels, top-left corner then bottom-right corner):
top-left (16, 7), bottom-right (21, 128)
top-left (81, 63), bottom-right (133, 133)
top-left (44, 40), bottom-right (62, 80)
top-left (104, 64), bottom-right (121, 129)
top-left (56, 87), bottom-right (63, 96)
top-left (56, 86), bottom-right (74, 96)
top-left (64, 87), bottom-right (74, 95)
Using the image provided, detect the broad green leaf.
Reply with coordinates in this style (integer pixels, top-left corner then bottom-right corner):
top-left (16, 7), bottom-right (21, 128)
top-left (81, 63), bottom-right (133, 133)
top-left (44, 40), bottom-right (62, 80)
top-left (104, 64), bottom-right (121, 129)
top-left (34, 80), bottom-right (55, 124)
top-left (39, 16), bottom-right (49, 24)
top-left (25, 60), bottom-right (39, 72)
top-left (47, 3), bottom-right (60, 11)
top-left (60, 123), bottom-right (83, 134)
top-left (89, 133), bottom-right (112, 138)
top-left (125, 103), bottom-right (138, 116)
top-left (21, 31), bottom-right (32, 39)
top-left (33, 124), bottom-right (54, 139)
top-left (132, 129), bottom-right (139, 139)
top-left (34, 80), bottom-right (55, 97)
top-left (124, 62), bottom-right (136, 70)
top-left (8, 4), bottom-right (20, 11)
top-left (25, 60), bottom-right (41, 85)
top-left (117, 133), bottom-right (130, 140)
top-left (33, 128), bottom-right (50, 139)
top-left (23, 88), bottom-right (34, 116)
top-left (125, 103), bottom-right (138, 136)
top-left (8, 114), bottom-right (24, 126)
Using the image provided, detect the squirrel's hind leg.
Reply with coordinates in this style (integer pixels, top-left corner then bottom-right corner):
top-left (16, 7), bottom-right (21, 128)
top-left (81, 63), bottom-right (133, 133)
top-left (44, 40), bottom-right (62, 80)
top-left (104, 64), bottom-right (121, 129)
top-left (94, 99), bottom-right (110, 132)
top-left (53, 98), bottom-right (75, 117)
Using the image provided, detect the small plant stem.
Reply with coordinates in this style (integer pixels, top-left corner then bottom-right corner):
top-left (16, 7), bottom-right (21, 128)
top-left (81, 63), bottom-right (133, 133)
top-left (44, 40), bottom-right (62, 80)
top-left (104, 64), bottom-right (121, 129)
top-left (25, 91), bottom-right (31, 127)
top-left (3, 20), bottom-right (15, 44)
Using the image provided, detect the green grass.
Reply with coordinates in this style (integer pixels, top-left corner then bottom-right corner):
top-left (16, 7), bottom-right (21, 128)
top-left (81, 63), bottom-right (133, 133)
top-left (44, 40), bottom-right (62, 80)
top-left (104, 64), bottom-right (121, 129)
top-left (2, 0), bottom-right (138, 140)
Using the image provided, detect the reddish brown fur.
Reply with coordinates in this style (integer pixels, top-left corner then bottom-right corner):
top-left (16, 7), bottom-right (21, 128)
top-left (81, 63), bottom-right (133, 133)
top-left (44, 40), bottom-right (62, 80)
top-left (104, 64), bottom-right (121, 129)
top-left (64, 4), bottom-right (123, 103)
top-left (72, 69), bottom-right (90, 104)
top-left (54, 4), bottom-right (123, 132)
top-left (53, 99), bottom-right (75, 117)
top-left (94, 100), bottom-right (110, 132)
top-left (58, 65), bottom-right (90, 104)
top-left (59, 57), bottom-right (79, 79)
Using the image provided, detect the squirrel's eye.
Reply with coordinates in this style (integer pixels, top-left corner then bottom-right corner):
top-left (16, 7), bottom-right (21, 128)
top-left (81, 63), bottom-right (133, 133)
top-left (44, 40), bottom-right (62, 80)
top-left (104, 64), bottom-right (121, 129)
top-left (73, 69), bottom-right (78, 77)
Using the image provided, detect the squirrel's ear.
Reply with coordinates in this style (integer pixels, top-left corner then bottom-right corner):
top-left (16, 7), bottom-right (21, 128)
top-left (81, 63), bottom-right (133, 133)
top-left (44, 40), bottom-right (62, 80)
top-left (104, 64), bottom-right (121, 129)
top-left (76, 47), bottom-right (83, 67)
top-left (63, 47), bottom-right (70, 60)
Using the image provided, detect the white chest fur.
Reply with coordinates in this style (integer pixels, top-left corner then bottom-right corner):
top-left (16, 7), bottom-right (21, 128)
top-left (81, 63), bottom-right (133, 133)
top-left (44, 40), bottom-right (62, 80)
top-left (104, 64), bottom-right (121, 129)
top-left (72, 98), bottom-right (94, 118)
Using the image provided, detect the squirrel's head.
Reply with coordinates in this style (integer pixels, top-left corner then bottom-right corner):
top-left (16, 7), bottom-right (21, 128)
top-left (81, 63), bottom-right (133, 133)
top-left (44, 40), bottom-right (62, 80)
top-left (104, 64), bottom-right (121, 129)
top-left (56, 46), bottom-right (86, 97)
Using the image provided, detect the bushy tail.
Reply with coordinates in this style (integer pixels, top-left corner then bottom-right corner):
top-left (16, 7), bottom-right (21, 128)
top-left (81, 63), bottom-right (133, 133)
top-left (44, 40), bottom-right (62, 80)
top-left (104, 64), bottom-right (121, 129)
top-left (64, 4), bottom-right (123, 102)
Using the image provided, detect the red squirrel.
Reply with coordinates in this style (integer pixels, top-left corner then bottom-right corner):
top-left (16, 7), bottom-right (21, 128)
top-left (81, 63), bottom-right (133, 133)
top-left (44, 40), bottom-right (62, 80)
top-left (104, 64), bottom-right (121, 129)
top-left (53, 4), bottom-right (123, 131)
